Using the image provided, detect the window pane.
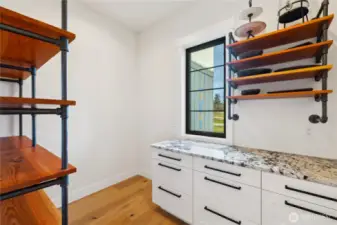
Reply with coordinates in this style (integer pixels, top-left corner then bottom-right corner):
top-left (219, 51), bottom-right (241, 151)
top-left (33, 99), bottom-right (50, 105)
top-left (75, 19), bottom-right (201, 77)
top-left (190, 44), bottom-right (224, 70)
top-left (190, 112), bottom-right (224, 133)
top-left (190, 66), bottom-right (224, 91)
top-left (190, 89), bottom-right (224, 111)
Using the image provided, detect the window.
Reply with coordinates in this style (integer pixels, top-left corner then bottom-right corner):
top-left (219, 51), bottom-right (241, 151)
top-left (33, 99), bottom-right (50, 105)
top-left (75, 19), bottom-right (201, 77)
top-left (186, 37), bottom-right (226, 138)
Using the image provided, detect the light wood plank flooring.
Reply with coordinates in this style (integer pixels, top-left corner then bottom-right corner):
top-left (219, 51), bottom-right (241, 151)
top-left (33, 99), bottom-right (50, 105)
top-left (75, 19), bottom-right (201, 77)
top-left (69, 175), bottom-right (187, 225)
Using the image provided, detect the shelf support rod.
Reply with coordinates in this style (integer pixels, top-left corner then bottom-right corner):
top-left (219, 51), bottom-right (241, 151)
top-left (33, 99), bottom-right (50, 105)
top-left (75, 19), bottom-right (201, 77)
top-left (0, 178), bottom-right (62, 201)
top-left (0, 108), bottom-right (61, 115)
top-left (31, 67), bottom-right (37, 147)
top-left (0, 78), bottom-right (20, 83)
top-left (19, 79), bottom-right (23, 136)
top-left (61, 1), bottom-right (69, 225)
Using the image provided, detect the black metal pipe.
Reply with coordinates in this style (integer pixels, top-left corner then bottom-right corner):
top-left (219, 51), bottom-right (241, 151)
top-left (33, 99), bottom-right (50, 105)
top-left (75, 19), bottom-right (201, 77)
top-left (0, 23), bottom-right (60, 46)
top-left (0, 78), bottom-right (20, 83)
top-left (19, 79), bottom-right (23, 136)
top-left (61, 1), bottom-right (69, 224)
top-left (0, 63), bottom-right (31, 72)
top-left (31, 67), bottom-right (37, 147)
top-left (0, 108), bottom-right (61, 115)
top-left (0, 178), bottom-right (62, 201)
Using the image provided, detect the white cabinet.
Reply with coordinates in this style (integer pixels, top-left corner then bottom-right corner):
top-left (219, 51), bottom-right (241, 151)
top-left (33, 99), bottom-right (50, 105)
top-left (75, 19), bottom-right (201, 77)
top-left (152, 149), bottom-right (192, 168)
top-left (262, 190), bottom-right (337, 225)
top-left (194, 157), bottom-right (261, 188)
top-left (153, 182), bottom-right (192, 224)
top-left (194, 171), bottom-right (261, 224)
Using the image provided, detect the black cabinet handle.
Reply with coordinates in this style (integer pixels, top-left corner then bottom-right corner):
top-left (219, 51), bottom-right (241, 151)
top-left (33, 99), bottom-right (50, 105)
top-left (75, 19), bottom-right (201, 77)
top-left (204, 165), bottom-right (241, 177)
top-left (204, 206), bottom-right (241, 224)
top-left (158, 186), bottom-right (181, 198)
top-left (285, 201), bottom-right (337, 221)
top-left (158, 163), bottom-right (181, 172)
top-left (158, 154), bottom-right (181, 161)
top-left (285, 185), bottom-right (337, 202)
top-left (205, 177), bottom-right (241, 190)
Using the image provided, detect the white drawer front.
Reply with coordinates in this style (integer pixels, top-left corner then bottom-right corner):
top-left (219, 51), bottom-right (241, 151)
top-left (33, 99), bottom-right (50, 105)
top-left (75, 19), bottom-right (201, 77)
top-left (194, 197), bottom-right (259, 225)
top-left (152, 159), bottom-right (192, 195)
top-left (153, 182), bottom-right (192, 224)
top-left (263, 190), bottom-right (337, 225)
top-left (262, 172), bottom-right (337, 210)
top-left (152, 149), bottom-right (192, 168)
top-left (194, 157), bottom-right (261, 187)
top-left (194, 171), bottom-right (261, 224)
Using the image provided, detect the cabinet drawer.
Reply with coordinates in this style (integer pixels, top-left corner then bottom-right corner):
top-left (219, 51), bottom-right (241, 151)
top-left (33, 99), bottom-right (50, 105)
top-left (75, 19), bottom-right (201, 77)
top-left (262, 190), bottom-right (337, 225)
top-left (194, 197), bottom-right (259, 225)
top-left (153, 182), bottom-right (192, 224)
top-left (152, 159), bottom-right (192, 195)
top-left (194, 157), bottom-right (261, 187)
top-left (262, 172), bottom-right (337, 210)
top-left (194, 171), bottom-right (261, 224)
top-left (152, 149), bottom-right (192, 168)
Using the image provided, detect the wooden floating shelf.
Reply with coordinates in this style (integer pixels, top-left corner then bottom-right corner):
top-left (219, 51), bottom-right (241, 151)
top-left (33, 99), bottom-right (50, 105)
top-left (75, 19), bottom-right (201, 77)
top-left (227, 90), bottom-right (333, 100)
top-left (226, 14), bottom-right (334, 56)
top-left (228, 65), bottom-right (333, 86)
top-left (227, 41), bottom-right (333, 71)
top-left (0, 6), bottom-right (76, 80)
top-left (0, 96), bottom-right (76, 107)
top-left (0, 136), bottom-right (77, 194)
top-left (0, 190), bottom-right (60, 225)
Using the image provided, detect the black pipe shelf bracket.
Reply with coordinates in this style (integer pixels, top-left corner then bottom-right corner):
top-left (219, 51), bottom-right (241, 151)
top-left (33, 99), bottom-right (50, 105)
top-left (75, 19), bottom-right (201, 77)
top-left (227, 32), bottom-right (239, 121)
top-left (0, 1), bottom-right (72, 224)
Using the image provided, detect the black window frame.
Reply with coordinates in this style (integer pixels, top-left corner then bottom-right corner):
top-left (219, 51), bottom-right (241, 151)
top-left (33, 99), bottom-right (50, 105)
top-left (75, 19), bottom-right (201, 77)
top-left (186, 36), bottom-right (226, 138)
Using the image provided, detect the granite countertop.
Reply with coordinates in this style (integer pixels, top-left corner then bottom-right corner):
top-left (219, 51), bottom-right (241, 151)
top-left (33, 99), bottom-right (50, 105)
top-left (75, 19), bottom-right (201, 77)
top-left (151, 140), bottom-right (337, 188)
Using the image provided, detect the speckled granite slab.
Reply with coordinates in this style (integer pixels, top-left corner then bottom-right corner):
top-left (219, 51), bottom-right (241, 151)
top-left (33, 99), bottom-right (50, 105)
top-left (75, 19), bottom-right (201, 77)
top-left (151, 140), bottom-right (337, 188)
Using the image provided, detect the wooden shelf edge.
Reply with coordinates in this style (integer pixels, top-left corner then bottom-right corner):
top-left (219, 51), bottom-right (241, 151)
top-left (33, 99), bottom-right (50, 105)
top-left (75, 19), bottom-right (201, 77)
top-left (0, 6), bottom-right (76, 41)
top-left (1, 190), bottom-right (60, 225)
top-left (226, 40), bottom-right (333, 67)
top-left (227, 65), bottom-right (333, 85)
top-left (227, 90), bottom-right (333, 100)
top-left (0, 97), bottom-right (76, 106)
top-left (226, 14), bottom-right (334, 49)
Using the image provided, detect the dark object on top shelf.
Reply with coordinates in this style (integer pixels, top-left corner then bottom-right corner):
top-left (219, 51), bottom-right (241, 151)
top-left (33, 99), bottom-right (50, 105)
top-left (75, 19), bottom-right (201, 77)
top-left (287, 41), bottom-right (313, 49)
top-left (238, 49), bottom-right (263, 59)
top-left (267, 88), bottom-right (313, 94)
top-left (274, 64), bottom-right (319, 72)
top-left (242, 89), bottom-right (261, 95)
top-left (237, 68), bottom-right (272, 77)
top-left (278, 0), bottom-right (310, 30)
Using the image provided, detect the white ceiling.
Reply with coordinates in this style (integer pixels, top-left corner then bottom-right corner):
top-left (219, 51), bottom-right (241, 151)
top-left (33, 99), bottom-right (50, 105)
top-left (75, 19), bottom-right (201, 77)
top-left (81, 0), bottom-right (197, 32)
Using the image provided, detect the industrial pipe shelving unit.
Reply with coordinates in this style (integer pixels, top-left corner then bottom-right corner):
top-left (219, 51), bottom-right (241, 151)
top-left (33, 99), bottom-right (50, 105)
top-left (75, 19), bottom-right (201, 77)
top-left (0, 1), bottom-right (76, 224)
top-left (226, 0), bottom-right (333, 124)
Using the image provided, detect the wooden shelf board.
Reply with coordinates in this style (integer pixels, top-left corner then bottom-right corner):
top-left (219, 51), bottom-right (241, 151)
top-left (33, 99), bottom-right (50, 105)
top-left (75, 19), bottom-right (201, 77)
top-left (0, 97), bottom-right (76, 107)
top-left (226, 41), bottom-right (333, 71)
top-left (227, 90), bottom-right (333, 100)
top-left (227, 14), bottom-right (334, 56)
top-left (1, 190), bottom-right (60, 225)
top-left (0, 136), bottom-right (77, 194)
top-left (228, 65), bottom-right (333, 86)
top-left (0, 6), bottom-right (76, 80)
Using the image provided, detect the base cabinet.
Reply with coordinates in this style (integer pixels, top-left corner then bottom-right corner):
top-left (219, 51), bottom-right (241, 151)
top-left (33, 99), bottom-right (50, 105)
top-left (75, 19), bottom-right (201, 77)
top-left (262, 190), bottom-right (337, 225)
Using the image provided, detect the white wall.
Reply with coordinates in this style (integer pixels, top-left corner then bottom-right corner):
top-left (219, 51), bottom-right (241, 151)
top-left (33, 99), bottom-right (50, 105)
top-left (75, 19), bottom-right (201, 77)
top-left (138, 0), bottom-right (337, 178)
top-left (1, 0), bottom-right (139, 205)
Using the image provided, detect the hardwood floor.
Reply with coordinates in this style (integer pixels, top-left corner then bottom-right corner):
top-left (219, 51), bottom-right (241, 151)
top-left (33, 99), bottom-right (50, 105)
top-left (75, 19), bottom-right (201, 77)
top-left (69, 176), bottom-right (187, 225)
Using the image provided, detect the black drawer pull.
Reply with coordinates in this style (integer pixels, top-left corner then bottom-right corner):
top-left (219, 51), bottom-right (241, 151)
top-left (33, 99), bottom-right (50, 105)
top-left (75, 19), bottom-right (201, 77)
top-left (285, 201), bottom-right (337, 221)
top-left (158, 186), bottom-right (181, 198)
top-left (158, 163), bottom-right (181, 172)
top-left (204, 206), bottom-right (241, 224)
top-left (205, 177), bottom-right (241, 190)
top-left (158, 154), bottom-right (181, 161)
top-left (285, 185), bottom-right (337, 202)
top-left (204, 165), bottom-right (241, 177)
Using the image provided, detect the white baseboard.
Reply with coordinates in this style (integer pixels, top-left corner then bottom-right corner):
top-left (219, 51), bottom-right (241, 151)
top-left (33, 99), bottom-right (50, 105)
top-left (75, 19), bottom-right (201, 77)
top-left (139, 170), bottom-right (151, 180)
top-left (51, 171), bottom-right (138, 207)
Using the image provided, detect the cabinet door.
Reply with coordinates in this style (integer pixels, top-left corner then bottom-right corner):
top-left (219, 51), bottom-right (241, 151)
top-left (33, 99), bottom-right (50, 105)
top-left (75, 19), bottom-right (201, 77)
top-left (262, 190), bottom-right (337, 225)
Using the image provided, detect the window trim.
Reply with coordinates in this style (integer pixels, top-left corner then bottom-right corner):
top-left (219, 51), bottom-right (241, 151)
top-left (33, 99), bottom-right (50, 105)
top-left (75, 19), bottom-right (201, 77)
top-left (185, 36), bottom-right (227, 139)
